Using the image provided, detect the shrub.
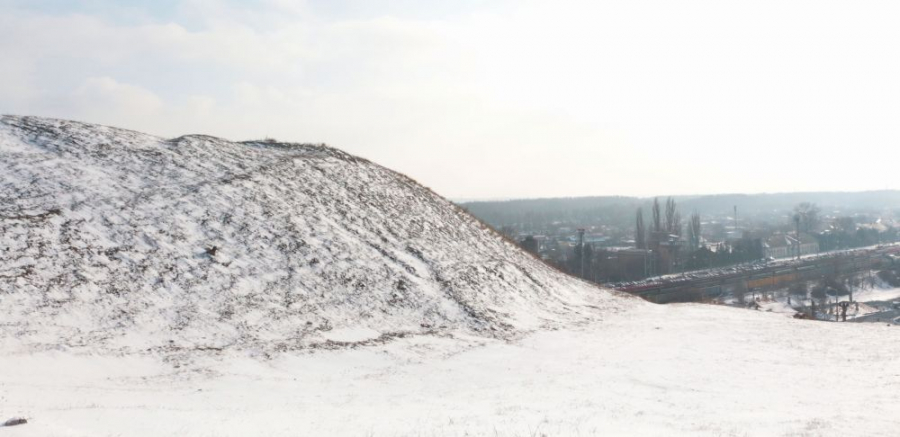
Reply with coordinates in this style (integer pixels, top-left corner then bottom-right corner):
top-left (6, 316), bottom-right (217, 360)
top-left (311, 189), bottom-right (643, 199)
top-left (2, 418), bottom-right (27, 427)
top-left (810, 287), bottom-right (827, 300)
top-left (878, 269), bottom-right (900, 287)
top-left (789, 283), bottom-right (808, 297)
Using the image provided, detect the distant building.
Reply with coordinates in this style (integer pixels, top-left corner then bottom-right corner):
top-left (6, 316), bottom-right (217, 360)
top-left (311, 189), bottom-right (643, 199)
top-left (610, 248), bottom-right (655, 281)
top-left (725, 230), bottom-right (744, 241)
top-left (649, 231), bottom-right (684, 274)
top-left (584, 234), bottom-right (609, 245)
top-left (764, 233), bottom-right (819, 259)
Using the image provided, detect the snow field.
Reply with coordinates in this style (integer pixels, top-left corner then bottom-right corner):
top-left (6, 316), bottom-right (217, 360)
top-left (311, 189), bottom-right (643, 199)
top-left (2, 304), bottom-right (899, 437)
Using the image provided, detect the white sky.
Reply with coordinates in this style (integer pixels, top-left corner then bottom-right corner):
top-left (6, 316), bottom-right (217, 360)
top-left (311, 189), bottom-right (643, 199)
top-left (1, 0), bottom-right (898, 199)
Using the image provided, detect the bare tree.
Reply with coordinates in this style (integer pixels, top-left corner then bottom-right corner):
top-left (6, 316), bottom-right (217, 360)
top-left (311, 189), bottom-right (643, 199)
top-left (665, 197), bottom-right (677, 234)
top-left (831, 216), bottom-right (856, 248)
top-left (793, 202), bottom-right (821, 233)
top-left (651, 198), bottom-right (662, 234)
top-left (734, 280), bottom-right (747, 304)
top-left (833, 216), bottom-right (855, 233)
top-left (520, 235), bottom-right (539, 255)
top-left (687, 212), bottom-right (701, 251)
top-left (635, 207), bottom-right (646, 249)
top-left (673, 211), bottom-right (682, 237)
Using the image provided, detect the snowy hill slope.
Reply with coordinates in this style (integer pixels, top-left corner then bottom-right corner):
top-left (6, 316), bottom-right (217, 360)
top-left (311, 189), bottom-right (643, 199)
top-left (0, 116), bottom-right (629, 353)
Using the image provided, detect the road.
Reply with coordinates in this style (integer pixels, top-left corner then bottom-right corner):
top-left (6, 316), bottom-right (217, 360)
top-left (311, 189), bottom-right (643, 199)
top-left (612, 244), bottom-right (900, 303)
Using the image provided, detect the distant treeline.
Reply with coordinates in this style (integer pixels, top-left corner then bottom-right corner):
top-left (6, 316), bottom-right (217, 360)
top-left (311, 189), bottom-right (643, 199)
top-left (460, 190), bottom-right (900, 230)
top-left (460, 196), bottom-right (640, 231)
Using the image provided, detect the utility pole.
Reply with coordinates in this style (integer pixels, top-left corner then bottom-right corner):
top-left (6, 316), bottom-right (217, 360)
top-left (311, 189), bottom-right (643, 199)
top-left (795, 214), bottom-right (802, 260)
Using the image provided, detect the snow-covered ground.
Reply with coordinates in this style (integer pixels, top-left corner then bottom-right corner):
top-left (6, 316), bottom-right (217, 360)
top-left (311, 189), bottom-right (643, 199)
top-left (730, 278), bottom-right (900, 322)
top-left (3, 304), bottom-right (900, 437)
top-left (3, 117), bottom-right (900, 436)
top-left (849, 285), bottom-right (900, 303)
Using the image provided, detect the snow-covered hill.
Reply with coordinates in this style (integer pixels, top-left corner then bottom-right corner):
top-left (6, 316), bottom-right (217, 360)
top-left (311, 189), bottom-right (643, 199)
top-left (4, 116), bottom-right (900, 437)
top-left (0, 115), bottom-right (629, 353)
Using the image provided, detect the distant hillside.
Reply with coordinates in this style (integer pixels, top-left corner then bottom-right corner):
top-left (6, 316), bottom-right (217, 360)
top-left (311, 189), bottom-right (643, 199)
top-left (462, 191), bottom-right (900, 230)
top-left (676, 191), bottom-right (900, 215)
top-left (0, 116), bottom-right (627, 353)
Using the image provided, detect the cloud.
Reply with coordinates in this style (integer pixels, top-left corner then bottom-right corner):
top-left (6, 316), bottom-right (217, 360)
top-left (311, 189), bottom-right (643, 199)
top-left (1, 0), bottom-right (899, 198)
top-left (70, 76), bottom-right (165, 122)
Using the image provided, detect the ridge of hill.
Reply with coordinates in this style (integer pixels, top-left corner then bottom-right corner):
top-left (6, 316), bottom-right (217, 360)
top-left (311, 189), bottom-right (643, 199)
top-left (0, 115), bottom-right (629, 354)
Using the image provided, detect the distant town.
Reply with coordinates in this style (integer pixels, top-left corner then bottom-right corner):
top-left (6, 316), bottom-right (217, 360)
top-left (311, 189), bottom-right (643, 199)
top-left (461, 191), bottom-right (900, 284)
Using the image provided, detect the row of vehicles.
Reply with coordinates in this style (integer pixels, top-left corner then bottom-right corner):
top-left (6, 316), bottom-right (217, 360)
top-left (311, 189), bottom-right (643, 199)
top-left (612, 243), bottom-right (900, 303)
